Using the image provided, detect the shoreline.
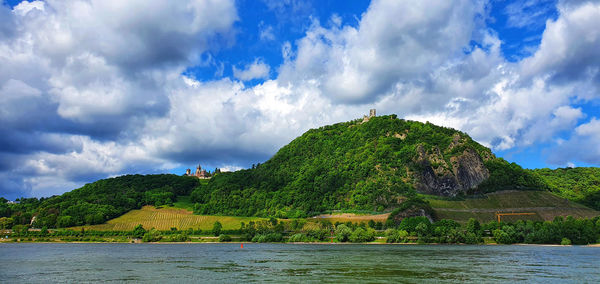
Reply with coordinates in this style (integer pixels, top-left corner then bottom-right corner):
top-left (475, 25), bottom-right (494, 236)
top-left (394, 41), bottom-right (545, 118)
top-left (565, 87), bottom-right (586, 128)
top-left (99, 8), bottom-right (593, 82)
top-left (3, 240), bottom-right (599, 246)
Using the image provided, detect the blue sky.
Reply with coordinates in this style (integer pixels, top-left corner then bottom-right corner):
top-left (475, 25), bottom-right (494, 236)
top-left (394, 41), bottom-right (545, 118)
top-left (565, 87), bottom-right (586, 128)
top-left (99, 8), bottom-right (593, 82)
top-left (1, 0), bottom-right (600, 199)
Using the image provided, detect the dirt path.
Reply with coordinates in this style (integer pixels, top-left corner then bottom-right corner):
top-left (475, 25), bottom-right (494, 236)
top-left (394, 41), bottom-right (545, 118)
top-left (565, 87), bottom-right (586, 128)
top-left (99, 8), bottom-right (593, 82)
top-left (433, 207), bottom-right (577, 213)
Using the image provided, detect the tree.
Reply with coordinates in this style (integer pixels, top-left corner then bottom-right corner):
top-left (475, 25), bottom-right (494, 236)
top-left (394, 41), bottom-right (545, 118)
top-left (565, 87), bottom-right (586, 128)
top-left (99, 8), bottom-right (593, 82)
top-left (0, 217), bottom-right (14, 230)
top-left (219, 234), bottom-right (232, 242)
top-left (132, 224), bottom-right (146, 238)
top-left (368, 220), bottom-right (376, 229)
top-left (335, 224), bottom-right (352, 242)
top-left (466, 218), bottom-right (481, 235)
top-left (142, 228), bottom-right (162, 242)
top-left (212, 221), bottom-right (223, 236)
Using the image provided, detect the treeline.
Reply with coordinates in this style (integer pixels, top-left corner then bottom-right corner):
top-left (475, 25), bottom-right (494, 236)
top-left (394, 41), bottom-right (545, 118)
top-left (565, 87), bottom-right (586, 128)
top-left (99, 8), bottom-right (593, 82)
top-left (5, 215), bottom-right (599, 245)
top-left (475, 158), bottom-right (547, 193)
top-left (0, 174), bottom-right (199, 228)
top-left (531, 167), bottom-right (600, 211)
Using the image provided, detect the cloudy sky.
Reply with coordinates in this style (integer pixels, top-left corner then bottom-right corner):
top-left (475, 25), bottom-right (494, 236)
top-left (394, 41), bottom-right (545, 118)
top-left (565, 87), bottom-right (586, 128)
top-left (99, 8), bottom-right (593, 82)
top-left (1, 0), bottom-right (599, 200)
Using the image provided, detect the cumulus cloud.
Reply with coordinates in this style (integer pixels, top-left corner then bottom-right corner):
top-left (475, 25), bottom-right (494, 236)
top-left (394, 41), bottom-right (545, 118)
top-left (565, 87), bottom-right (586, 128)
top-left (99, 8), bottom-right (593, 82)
top-left (2, 0), bottom-right (600, 200)
top-left (278, 0), bottom-right (485, 104)
top-left (0, 0), bottom-right (238, 198)
top-left (233, 59), bottom-right (271, 81)
top-left (520, 0), bottom-right (600, 96)
top-left (548, 118), bottom-right (600, 165)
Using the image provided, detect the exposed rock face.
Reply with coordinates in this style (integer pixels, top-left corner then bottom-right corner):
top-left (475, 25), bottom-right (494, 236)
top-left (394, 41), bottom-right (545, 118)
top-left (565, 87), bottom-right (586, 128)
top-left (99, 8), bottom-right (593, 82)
top-left (389, 205), bottom-right (434, 224)
top-left (413, 144), bottom-right (490, 197)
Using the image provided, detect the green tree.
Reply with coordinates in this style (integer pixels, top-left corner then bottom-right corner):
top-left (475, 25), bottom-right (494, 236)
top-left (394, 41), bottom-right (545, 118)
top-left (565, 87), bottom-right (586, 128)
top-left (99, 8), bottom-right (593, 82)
top-left (335, 224), bottom-right (352, 242)
top-left (349, 227), bottom-right (375, 243)
top-left (0, 217), bottom-right (14, 230)
top-left (466, 218), bottom-right (481, 235)
top-left (132, 224), bottom-right (146, 238)
top-left (219, 234), bottom-right (232, 242)
top-left (212, 221), bottom-right (223, 236)
top-left (142, 228), bottom-right (162, 242)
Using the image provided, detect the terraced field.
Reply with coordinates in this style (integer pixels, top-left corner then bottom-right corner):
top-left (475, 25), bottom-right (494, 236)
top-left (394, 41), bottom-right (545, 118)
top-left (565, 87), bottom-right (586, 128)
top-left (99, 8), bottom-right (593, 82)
top-left (427, 190), bottom-right (600, 223)
top-left (72, 206), bottom-right (266, 231)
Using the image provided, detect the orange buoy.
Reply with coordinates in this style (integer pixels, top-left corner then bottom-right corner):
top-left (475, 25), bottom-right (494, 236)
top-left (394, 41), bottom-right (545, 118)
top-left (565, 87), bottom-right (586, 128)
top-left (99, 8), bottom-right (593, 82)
top-left (241, 243), bottom-right (244, 248)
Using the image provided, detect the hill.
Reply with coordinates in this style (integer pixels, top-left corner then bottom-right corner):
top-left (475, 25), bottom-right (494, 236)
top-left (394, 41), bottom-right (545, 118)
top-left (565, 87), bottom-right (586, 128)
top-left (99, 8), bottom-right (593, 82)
top-left (3, 115), bottom-right (599, 229)
top-left (0, 174), bottom-right (200, 228)
top-left (190, 115), bottom-right (545, 218)
top-left (531, 167), bottom-right (600, 211)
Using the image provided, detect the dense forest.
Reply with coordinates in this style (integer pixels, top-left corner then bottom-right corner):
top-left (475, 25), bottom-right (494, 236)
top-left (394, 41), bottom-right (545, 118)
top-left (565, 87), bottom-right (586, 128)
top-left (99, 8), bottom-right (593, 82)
top-left (190, 115), bottom-right (543, 218)
top-left (0, 175), bottom-right (199, 228)
top-left (532, 167), bottom-right (600, 211)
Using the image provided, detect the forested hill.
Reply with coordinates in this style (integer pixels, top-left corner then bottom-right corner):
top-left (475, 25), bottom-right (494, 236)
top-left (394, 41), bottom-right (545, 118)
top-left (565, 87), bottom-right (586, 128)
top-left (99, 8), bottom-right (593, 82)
top-left (0, 174), bottom-right (199, 228)
top-left (191, 115), bottom-right (544, 218)
top-left (531, 167), bottom-right (600, 211)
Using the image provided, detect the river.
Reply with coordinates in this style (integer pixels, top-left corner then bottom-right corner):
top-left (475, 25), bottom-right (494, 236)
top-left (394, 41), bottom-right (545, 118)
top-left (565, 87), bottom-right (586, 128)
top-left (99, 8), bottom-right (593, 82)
top-left (1, 243), bottom-right (598, 283)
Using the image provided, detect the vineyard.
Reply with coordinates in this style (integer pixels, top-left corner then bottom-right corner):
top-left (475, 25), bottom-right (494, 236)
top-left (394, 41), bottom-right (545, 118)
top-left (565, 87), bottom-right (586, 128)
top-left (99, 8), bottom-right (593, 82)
top-left (72, 206), bottom-right (266, 231)
top-left (427, 190), bottom-right (600, 223)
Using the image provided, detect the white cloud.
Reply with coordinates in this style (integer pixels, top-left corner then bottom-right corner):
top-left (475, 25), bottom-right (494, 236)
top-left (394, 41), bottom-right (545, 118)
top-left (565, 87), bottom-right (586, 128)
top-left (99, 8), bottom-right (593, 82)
top-left (278, 0), bottom-right (485, 104)
top-left (259, 21), bottom-right (275, 41)
top-left (3, 0), bottom-right (600, 199)
top-left (520, 0), bottom-right (600, 98)
top-left (13, 0), bottom-right (45, 16)
top-left (233, 59), bottom-right (271, 81)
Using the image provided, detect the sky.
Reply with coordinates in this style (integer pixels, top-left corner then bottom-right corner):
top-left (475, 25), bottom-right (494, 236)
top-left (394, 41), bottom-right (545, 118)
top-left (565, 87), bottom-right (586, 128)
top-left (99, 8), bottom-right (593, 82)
top-left (1, 0), bottom-right (600, 200)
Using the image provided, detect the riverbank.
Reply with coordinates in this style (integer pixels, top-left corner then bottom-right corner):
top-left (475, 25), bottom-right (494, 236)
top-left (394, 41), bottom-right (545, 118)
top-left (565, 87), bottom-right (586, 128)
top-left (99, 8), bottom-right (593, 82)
top-left (3, 238), bottom-right (600, 246)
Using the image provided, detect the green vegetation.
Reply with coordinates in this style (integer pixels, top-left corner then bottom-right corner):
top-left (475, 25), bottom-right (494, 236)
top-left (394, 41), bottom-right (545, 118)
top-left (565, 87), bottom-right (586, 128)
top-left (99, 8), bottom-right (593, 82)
top-left (475, 158), bottom-right (546, 193)
top-left (531, 167), bottom-right (600, 210)
top-left (426, 190), bottom-right (598, 223)
top-left (3, 214), bottom-right (599, 245)
top-left (190, 115), bottom-right (540, 218)
top-left (0, 175), bottom-right (199, 228)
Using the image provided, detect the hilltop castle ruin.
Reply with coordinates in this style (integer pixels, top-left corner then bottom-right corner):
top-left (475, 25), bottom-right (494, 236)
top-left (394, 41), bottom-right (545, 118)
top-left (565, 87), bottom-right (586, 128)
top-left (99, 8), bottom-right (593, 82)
top-left (185, 164), bottom-right (210, 179)
top-left (362, 109), bottom-right (376, 122)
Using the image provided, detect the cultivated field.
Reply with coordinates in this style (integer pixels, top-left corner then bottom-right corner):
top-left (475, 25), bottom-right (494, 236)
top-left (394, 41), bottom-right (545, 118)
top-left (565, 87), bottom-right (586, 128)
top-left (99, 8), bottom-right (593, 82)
top-left (72, 206), bottom-right (266, 231)
top-left (427, 190), bottom-right (600, 223)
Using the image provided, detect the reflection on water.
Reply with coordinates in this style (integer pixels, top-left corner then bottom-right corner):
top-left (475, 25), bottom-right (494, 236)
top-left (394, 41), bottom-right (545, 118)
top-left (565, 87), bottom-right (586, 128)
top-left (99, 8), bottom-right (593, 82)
top-left (1, 243), bottom-right (599, 283)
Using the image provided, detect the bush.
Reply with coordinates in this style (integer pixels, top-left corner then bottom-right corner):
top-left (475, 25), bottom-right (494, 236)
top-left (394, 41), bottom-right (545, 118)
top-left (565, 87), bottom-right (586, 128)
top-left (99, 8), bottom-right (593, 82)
top-left (219, 234), bottom-right (232, 242)
top-left (167, 234), bottom-right (190, 242)
top-left (212, 221), bottom-right (222, 236)
top-left (561, 238), bottom-right (572, 245)
top-left (385, 229), bottom-right (408, 243)
top-left (251, 233), bottom-right (283, 243)
top-left (335, 224), bottom-right (352, 242)
top-left (288, 233), bottom-right (311, 242)
top-left (464, 232), bottom-right (482, 244)
top-left (142, 228), bottom-right (162, 242)
top-left (349, 227), bottom-right (375, 243)
top-left (132, 224), bottom-right (146, 238)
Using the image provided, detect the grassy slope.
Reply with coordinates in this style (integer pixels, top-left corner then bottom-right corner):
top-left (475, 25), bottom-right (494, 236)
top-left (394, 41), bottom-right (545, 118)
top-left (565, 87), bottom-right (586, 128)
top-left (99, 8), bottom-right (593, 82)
top-left (426, 190), bottom-right (599, 223)
top-left (72, 206), bottom-right (266, 231)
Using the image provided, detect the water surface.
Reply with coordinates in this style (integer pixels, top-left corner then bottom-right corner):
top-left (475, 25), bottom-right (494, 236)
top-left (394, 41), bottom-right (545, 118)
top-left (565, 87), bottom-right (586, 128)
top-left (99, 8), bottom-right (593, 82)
top-left (1, 243), bottom-right (598, 283)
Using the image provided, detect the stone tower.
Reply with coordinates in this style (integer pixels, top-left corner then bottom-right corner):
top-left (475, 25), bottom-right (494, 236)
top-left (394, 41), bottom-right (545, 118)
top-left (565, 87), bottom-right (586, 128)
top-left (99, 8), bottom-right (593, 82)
top-left (195, 165), bottom-right (201, 177)
top-left (185, 168), bottom-right (191, 176)
top-left (369, 109), bottom-right (376, 118)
